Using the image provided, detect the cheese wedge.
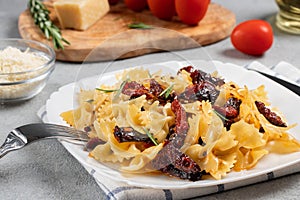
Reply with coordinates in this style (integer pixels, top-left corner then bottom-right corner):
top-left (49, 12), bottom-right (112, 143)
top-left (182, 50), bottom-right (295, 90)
top-left (53, 0), bottom-right (110, 31)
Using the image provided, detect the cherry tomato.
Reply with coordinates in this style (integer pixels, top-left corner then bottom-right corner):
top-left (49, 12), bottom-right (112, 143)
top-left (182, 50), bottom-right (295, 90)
top-left (125, 0), bottom-right (148, 12)
top-left (175, 0), bottom-right (210, 25)
top-left (231, 20), bottom-right (273, 56)
top-left (147, 0), bottom-right (176, 21)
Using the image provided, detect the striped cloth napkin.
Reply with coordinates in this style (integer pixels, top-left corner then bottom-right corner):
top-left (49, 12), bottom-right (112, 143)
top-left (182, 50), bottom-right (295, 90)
top-left (38, 61), bottom-right (300, 200)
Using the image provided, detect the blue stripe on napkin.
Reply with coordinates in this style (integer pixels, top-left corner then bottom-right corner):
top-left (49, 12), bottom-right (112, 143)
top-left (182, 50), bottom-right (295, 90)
top-left (163, 189), bottom-right (173, 200)
top-left (107, 186), bottom-right (142, 200)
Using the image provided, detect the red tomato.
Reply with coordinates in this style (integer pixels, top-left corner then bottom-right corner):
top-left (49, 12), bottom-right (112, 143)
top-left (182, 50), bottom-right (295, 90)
top-left (125, 0), bottom-right (147, 12)
top-left (175, 0), bottom-right (210, 25)
top-left (147, 0), bottom-right (176, 21)
top-left (231, 20), bottom-right (273, 56)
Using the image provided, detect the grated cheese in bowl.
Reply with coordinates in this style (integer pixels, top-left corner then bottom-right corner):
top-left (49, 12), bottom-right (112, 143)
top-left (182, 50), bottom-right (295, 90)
top-left (0, 39), bottom-right (55, 103)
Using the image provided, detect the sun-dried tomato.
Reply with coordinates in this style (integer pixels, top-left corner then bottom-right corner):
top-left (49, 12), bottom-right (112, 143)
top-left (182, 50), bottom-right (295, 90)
top-left (171, 99), bottom-right (189, 134)
top-left (150, 79), bottom-right (164, 96)
top-left (151, 141), bottom-right (203, 181)
top-left (169, 99), bottom-right (189, 148)
top-left (150, 79), bottom-right (176, 104)
top-left (179, 66), bottom-right (225, 86)
top-left (121, 80), bottom-right (175, 104)
top-left (122, 81), bottom-right (153, 99)
top-left (213, 97), bottom-right (242, 130)
top-left (178, 81), bottom-right (220, 104)
top-left (255, 101), bottom-right (287, 127)
top-left (114, 126), bottom-right (150, 143)
top-left (113, 126), bottom-right (154, 150)
top-left (214, 97), bottom-right (242, 119)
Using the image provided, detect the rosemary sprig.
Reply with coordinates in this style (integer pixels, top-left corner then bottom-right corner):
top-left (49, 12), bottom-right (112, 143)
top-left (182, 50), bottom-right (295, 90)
top-left (96, 79), bottom-right (129, 99)
top-left (85, 99), bottom-right (94, 103)
top-left (128, 22), bottom-right (152, 29)
top-left (159, 84), bottom-right (174, 98)
top-left (143, 128), bottom-right (158, 146)
top-left (213, 109), bottom-right (230, 121)
top-left (28, 0), bottom-right (70, 50)
top-left (114, 79), bottom-right (129, 99)
top-left (95, 88), bottom-right (119, 93)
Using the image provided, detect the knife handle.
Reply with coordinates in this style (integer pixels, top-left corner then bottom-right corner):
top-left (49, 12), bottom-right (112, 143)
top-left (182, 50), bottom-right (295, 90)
top-left (254, 71), bottom-right (300, 96)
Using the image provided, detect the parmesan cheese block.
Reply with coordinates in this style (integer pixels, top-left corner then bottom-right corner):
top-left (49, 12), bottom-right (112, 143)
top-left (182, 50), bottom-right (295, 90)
top-left (53, 0), bottom-right (110, 31)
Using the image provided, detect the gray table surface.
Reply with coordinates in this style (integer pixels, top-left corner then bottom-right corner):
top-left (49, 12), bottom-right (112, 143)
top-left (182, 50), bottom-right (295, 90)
top-left (1, 0), bottom-right (300, 199)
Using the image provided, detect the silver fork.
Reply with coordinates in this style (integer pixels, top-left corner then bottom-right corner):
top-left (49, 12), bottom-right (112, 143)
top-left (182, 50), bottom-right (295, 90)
top-left (0, 123), bottom-right (89, 159)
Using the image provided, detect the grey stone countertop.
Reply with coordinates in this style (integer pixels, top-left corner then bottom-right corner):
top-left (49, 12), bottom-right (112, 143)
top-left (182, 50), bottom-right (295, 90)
top-left (1, 0), bottom-right (299, 199)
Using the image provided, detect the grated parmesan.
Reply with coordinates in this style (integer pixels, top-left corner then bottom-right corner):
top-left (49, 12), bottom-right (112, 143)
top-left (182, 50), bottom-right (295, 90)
top-left (0, 46), bottom-right (50, 101)
top-left (0, 46), bottom-right (46, 74)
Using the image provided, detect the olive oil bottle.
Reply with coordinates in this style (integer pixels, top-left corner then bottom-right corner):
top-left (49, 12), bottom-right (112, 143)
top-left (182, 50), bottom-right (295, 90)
top-left (276, 0), bottom-right (300, 34)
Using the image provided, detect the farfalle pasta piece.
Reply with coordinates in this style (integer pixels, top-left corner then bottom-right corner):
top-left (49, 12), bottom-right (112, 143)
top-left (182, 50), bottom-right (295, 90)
top-left (214, 129), bottom-right (238, 153)
top-left (185, 128), bottom-right (238, 179)
top-left (96, 118), bottom-right (115, 142)
top-left (142, 101), bottom-right (174, 142)
top-left (60, 90), bottom-right (95, 129)
top-left (91, 133), bottom-right (142, 163)
top-left (204, 152), bottom-right (237, 180)
top-left (181, 114), bottom-right (201, 152)
top-left (266, 132), bottom-right (300, 154)
top-left (229, 120), bottom-right (266, 149)
top-left (119, 68), bottom-right (150, 82)
top-left (234, 147), bottom-right (268, 171)
top-left (127, 103), bottom-right (144, 128)
top-left (61, 102), bottom-right (93, 130)
top-left (90, 142), bottom-right (124, 163)
top-left (121, 143), bottom-right (164, 172)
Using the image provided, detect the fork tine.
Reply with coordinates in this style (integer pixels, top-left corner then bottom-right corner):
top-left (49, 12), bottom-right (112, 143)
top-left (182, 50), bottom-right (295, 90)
top-left (0, 123), bottom-right (90, 159)
top-left (0, 129), bottom-right (27, 159)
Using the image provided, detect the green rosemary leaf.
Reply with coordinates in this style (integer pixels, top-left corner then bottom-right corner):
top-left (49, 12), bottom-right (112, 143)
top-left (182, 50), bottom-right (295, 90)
top-left (213, 109), bottom-right (230, 121)
top-left (114, 78), bottom-right (129, 99)
top-left (95, 88), bottom-right (119, 93)
top-left (128, 22), bottom-right (152, 29)
top-left (62, 38), bottom-right (71, 45)
top-left (28, 0), bottom-right (70, 50)
top-left (86, 99), bottom-right (94, 103)
top-left (147, 70), bottom-right (152, 78)
top-left (143, 128), bottom-right (158, 146)
top-left (159, 84), bottom-right (174, 98)
top-left (52, 37), bottom-right (58, 49)
top-left (44, 28), bottom-right (49, 39)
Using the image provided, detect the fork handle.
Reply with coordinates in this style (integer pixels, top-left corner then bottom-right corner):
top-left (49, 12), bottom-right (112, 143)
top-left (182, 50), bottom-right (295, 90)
top-left (0, 130), bottom-right (27, 159)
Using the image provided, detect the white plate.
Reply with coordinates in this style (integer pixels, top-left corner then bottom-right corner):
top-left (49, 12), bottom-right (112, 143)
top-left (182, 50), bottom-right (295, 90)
top-left (46, 60), bottom-right (300, 189)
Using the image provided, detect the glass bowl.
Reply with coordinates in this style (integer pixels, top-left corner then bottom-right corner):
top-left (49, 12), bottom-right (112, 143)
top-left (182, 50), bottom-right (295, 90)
top-left (0, 38), bottom-right (55, 103)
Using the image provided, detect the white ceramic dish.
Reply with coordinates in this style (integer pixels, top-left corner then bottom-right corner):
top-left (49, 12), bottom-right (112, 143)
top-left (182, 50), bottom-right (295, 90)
top-left (46, 60), bottom-right (300, 189)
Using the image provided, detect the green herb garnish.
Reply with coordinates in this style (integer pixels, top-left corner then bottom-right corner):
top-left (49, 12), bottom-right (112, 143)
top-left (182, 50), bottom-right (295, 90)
top-left (95, 88), bottom-right (119, 93)
top-left (114, 79), bottom-right (129, 99)
top-left (143, 128), bottom-right (158, 146)
top-left (28, 0), bottom-right (70, 50)
top-left (96, 79), bottom-right (130, 100)
top-left (128, 22), bottom-right (152, 29)
top-left (85, 99), bottom-right (94, 103)
top-left (147, 70), bottom-right (152, 78)
top-left (213, 109), bottom-right (230, 121)
top-left (159, 84), bottom-right (174, 98)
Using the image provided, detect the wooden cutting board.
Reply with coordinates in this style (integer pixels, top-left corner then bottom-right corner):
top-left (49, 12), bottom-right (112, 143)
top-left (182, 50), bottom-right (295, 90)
top-left (18, 2), bottom-right (235, 62)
